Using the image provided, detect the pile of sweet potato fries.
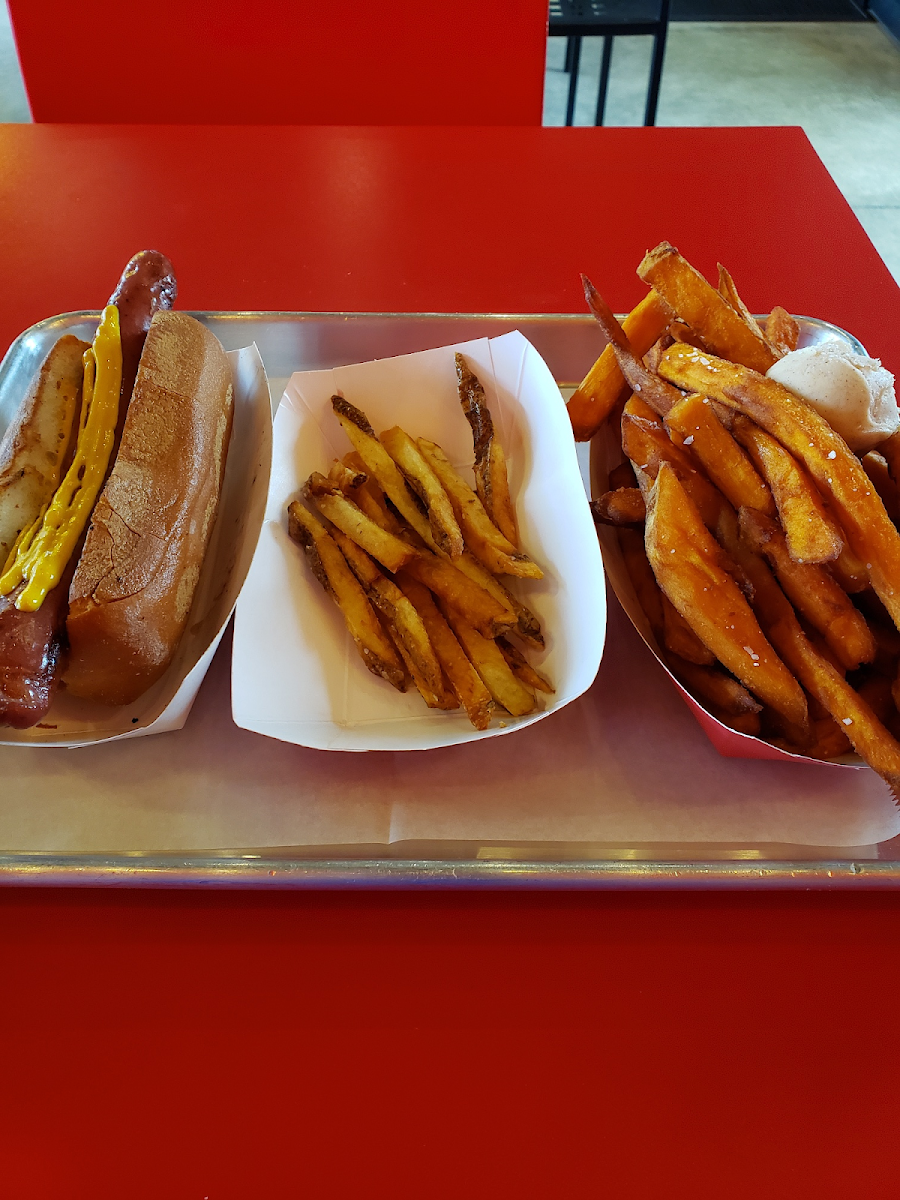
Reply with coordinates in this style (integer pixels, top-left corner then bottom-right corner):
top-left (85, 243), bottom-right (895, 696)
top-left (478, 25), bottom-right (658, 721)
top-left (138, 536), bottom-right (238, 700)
top-left (288, 354), bottom-right (552, 729)
top-left (574, 241), bottom-right (900, 791)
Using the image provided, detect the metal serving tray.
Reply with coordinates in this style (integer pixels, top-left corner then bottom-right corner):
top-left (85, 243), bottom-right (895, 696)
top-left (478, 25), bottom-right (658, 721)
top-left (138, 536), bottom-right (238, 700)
top-left (1, 310), bottom-right (897, 889)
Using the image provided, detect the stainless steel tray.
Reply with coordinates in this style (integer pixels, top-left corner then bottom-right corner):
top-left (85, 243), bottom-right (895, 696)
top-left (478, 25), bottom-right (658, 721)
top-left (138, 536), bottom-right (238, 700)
top-left (1, 310), bottom-right (897, 889)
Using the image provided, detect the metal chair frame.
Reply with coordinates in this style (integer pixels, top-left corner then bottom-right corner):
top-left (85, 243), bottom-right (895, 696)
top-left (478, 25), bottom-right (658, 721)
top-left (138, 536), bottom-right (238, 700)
top-left (549, 0), bottom-right (670, 126)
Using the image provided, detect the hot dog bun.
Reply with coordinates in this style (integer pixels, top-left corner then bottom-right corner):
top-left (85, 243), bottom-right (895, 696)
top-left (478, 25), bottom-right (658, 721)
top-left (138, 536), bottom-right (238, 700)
top-left (64, 310), bottom-right (234, 706)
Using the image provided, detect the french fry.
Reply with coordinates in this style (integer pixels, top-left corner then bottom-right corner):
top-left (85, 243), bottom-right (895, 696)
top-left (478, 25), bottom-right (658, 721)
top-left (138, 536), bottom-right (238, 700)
top-left (621, 395), bottom-right (725, 529)
top-left (456, 353), bottom-right (518, 545)
top-left (567, 288), bottom-right (673, 439)
top-left (591, 488), bottom-right (646, 526)
top-left (730, 415), bottom-right (844, 564)
top-left (664, 393), bottom-right (775, 515)
top-left (327, 458), bottom-right (366, 491)
top-left (581, 275), bottom-right (684, 418)
top-left (385, 619), bottom-right (457, 710)
top-left (738, 507), bottom-right (876, 671)
top-left (876, 428), bottom-right (900, 484)
top-left (665, 654), bottom-right (762, 717)
top-left (379, 425), bottom-right (464, 557)
top-left (658, 343), bottom-right (900, 631)
top-left (403, 551), bottom-right (516, 639)
top-left (395, 571), bottom-right (493, 729)
top-left (331, 528), bottom-right (444, 697)
top-left (637, 242), bottom-right (777, 374)
top-left (439, 605), bottom-right (536, 717)
top-left (342, 453), bottom-right (408, 536)
top-left (495, 636), bottom-right (555, 694)
top-left (764, 306), bottom-right (800, 356)
top-left (416, 438), bottom-right (543, 579)
top-left (716, 263), bottom-right (777, 358)
top-left (829, 542), bottom-right (870, 594)
top-left (862, 451), bottom-right (900, 523)
top-left (661, 593), bottom-right (715, 665)
top-left (609, 460), bottom-right (638, 491)
top-left (286, 501), bottom-right (405, 691)
top-left (617, 527), bottom-right (665, 644)
top-left (304, 475), bottom-right (416, 574)
top-left (644, 463), bottom-right (809, 730)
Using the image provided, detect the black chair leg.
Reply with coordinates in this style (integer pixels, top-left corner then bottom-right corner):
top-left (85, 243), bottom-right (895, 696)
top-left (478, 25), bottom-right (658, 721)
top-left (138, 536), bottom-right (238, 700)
top-left (644, 0), bottom-right (669, 124)
top-left (564, 35), bottom-right (576, 73)
top-left (565, 36), bottom-right (582, 126)
top-left (595, 35), bottom-right (613, 125)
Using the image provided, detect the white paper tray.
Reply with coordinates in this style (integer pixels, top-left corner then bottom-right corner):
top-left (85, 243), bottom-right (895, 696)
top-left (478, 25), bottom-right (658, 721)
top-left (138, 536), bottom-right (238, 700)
top-left (1, 311), bottom-right (899, 888)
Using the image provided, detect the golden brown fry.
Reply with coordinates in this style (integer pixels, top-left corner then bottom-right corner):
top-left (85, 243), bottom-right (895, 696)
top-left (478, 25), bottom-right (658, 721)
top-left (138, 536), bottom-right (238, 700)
top-left (332, 396), bottom-right (433, 544)
top-left (495, 636), bottom-right (555, 694)
top-left (591, 488), bottom-right (646, 526)
top-left (716, 263), bottom-right (776, 357)
top-left (665, 393), bottom-right (775, 515)
top-left (395, 571), bottom-right (493, 729)
top-left (637, 242), bottom-right (777, 374)
top-left (862, 451), bottom-right (900, 524)
top-left (305, 479), bottom-right (416, 575)
top-left (379, 425), bottom-right (464, 557)
top-left (645, 463), bottom-right (808, 729)
top-left (829, 542), bottom-right (870, 594)
top-left (327, 458), bottom-right (367, 491)
top-left (731, 415), bottom-right (844, 564)
top-left (764, 307), bottom-right (800, 357)
top-left (665, 654), bottom-right (762, 717)
top-left (661, 593), bottom-right (715, 665)
top-left (286, 501), bottom-right (405, 691)
top-left (567, 288), bottom-right (673, 440)
top-left (622, 395), bottom-right (725, 529)
top-left (738, 507), bottom-right (876, 671)
top-left (341, 453), bottom-right (407, 536)
top-left (416, 438), bottom-right (543, 579)
top-left (385, 619), bottom-right (457, 710)
top-left (403, 551), bottom-right (516, 639)
top-left (439, 605), bottom-right (536, 717)
top-left (331, 528), bottom-right (444, 696)
top-left (658, 344), bottom-right (900, 630)
top-left (581, 275), bottom-right (685, 418)
top-left (455, 353), bottom-right (518, 545)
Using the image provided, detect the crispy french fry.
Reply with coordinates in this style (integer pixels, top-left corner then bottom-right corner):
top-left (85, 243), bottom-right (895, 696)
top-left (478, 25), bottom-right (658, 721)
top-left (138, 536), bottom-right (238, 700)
top-left (862, 451), bottom-right (900, 523)
top-left (829, 542), bottom-right (870, 594)
top-left (665, 393), bottom-right (775, 516)
top-left (738, 507), bottom-right (876, 671)
top-left (567, 288), bottom-right (673, 439)
top-left (286, 501), bottom-right (405, 691)
top-left (332, 397), bottom-right (433, 544)
top-left (645, 463), bottom-right (809, 729)
top-left (327, 458), bottom-right (367, 491)
top-left (495, 636), bottom-right (555, 694)
top-left (665, 654), bottom-right (762, 717)
top-left (716, 263), bottom-right (778, 359)
top-left (730, 415), bottom-right (844, 564)
top-left (658, 343), bottom-right (900, 631)
top-left (385, 619), bottom-right (457, 710)
top-left (395, 571), bottom-right (493, 729)
top-left (416, 438), bottom-right (543, 579)
top-left (403, 551), bottom-right (516, 639)
top-left (456, 353), bottom-right (518, 545)
top-left (637, 243), bottom-right (777, 374)
top-left (341, 453), bottom-right (407, 536)
top-left (379, 425), bottom-right (464, 557)
top-left (764, 307), bottom-right (800, 357)
top-left (661, 593), bottom-right (715, 665)
top-left (591, 488), bottom-right (646, 526)
top-left (331, 528), bottom-right (444, 696)
top-left (622, 395), bottom-right (725, 529)
top-left (439, 605), bottom-right (536, 717)
top-left (304, 477), bottom-right (416, 574)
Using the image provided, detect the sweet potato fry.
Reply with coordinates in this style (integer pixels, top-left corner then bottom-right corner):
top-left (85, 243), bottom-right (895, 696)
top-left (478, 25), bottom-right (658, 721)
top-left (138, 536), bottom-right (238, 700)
top-left (664, 393), bottom-right (774, 515)
top-left (304, 477), bottom-right (416, 575)
top-left (862, 451), bottom-right (900, 523)
top-left (567, 288), bottom-right (673, 440)
top-left (637, 243), bottom-right (777, 374)
top-left (617, 527), bottom-right (665, 644)
top-left (645, 463), bottom-right (808, 729)
top-left (738, 507), bottom-right (875, 671)
top-left (403, 551), bottom-right (516, 639)
top-left (665, 654), bottom-right (762, 717)
top-left (876, 429), bottom-right (900, 484)
top-left (379, 425), bottom-right (464, 557)
top-left (286, 502), bottom-right (405, 691)
top-left (416, 438), bottom-right (543, 579)
top-left (456, 353), bottom-right (518, 545)
top-left (658, 343), bottom-right (900, 630)
top-left (495, 636), bottom-right (555, 694)
top-left (622, 395), bottom-right (725, 529)
top-left (331, 529), bottom-right (444, 697)
top-left (609, 460), bottom-right (637, 490)
top-left (661, 593), bottom-right (715, 665)
top-left (591, 488), bottom-right (646, 526)
top-left (395, 571), bottom-right (493, 728)
top-left (829, 542), bottom-right (870, 594)
top-left (716, 263), bottom-right (777, 357)
top-left (764, 307), bottom-right (800, 357)
top-left (439, 605), bottom-right (536, 717)
top-left (729, 416), bottom-right (844, 564)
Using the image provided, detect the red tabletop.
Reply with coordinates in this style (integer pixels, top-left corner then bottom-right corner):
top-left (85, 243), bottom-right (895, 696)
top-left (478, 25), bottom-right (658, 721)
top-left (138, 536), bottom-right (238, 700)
top-left (2, 124), bottom-right (900, 1197)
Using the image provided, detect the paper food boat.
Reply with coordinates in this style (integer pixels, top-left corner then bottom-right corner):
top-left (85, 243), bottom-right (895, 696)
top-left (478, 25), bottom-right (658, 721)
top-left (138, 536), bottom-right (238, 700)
top-left (232, 331), bottom-right (606, 751)
top-left (0, 342), bottom-right (272, 747)
top-left (590, 315), bottom-right (872, 770)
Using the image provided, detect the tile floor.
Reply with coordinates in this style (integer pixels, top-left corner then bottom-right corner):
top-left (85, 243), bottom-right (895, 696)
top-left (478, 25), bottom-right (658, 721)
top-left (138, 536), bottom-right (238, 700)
top-left (1, 5), bottom-right (897, 279)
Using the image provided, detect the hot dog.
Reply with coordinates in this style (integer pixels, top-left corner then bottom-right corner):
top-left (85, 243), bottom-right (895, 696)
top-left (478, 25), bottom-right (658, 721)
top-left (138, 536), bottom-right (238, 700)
top-left (0, 252), bottom-right (233, 726)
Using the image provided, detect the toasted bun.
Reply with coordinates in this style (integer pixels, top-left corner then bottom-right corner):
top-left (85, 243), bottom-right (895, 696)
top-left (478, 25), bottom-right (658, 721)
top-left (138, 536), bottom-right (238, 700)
top-left (64, 311), bottom-right (233, 705)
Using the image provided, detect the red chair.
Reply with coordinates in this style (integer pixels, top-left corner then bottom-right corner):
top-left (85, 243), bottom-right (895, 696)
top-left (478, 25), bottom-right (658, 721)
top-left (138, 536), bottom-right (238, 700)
top-left (8, 0), bottom-right (550, 124)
